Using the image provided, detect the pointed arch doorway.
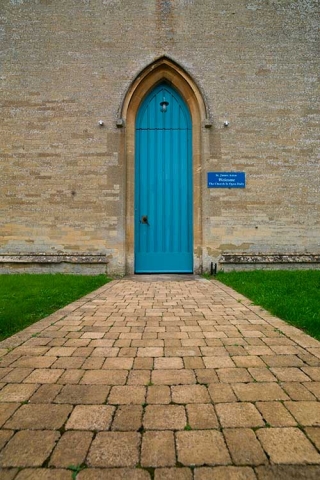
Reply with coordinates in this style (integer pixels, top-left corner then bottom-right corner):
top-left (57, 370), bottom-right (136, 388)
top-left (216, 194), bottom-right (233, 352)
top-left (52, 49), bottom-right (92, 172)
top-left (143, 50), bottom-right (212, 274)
top-left (120, 57), bottom-right (208, 274)
top-left (135, 82), bottom-right (193, 273)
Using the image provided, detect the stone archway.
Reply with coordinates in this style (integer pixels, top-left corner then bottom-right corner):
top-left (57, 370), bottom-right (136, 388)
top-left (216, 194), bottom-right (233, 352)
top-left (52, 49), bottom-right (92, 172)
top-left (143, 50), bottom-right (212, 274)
top-left (119, 57), bottom-right (209, 274)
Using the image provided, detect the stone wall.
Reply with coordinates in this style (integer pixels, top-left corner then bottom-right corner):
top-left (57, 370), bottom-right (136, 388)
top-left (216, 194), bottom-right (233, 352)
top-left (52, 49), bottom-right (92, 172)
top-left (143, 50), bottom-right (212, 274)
top-left (1, 0), bottom-right (319, 274)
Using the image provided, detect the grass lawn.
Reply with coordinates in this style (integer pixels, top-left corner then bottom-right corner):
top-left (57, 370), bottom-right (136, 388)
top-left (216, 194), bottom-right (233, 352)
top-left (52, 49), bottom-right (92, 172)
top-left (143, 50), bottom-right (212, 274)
top-left (0, 274), bottom-right (111, 341)
top-left (216, 270), bottom-right (320, 340)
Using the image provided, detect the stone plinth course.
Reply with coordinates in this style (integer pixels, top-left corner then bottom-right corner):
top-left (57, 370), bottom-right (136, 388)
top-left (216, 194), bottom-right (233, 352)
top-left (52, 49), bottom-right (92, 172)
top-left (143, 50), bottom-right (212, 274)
top-left (0, 276), bottom-right (320, 478)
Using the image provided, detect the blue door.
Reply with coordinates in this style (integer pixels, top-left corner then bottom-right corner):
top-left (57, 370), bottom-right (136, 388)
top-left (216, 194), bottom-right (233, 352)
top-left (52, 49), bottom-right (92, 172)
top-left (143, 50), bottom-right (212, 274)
top-left (135, 83), bottom-right (193, 273)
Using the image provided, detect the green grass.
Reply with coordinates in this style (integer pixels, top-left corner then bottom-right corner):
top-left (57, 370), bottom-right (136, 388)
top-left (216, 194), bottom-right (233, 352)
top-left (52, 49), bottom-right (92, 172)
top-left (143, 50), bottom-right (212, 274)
top-left (216, 270), bottom-right (320, 340)
top-left (0, 274), bottom-right (111, 341)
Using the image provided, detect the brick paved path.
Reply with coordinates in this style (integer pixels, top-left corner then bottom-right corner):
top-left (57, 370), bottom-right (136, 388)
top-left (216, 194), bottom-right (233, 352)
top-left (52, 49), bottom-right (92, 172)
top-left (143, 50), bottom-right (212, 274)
top-left (0, 276), bottom-right (320, 480)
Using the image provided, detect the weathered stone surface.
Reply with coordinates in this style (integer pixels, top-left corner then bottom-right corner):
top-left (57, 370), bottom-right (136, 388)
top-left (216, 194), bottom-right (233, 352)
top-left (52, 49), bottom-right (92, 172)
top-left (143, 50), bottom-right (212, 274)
top-left (4, 404), bottom-right (72, 430)
top-left (87, 432), bottom-right (140, 467)
top-left (257, 428), bottom-right (320, 464)
top-left (141, 431), bottom-right (176, 467)
top-left (0, 431), bottom-right (60, 467)
top-left (176, 431), bottom-right (231, 466)
top-left (49, 431), bottom-right (93, 467)
top-left (144, 405), bottom-right (186, 430)
top-left (66, 405), bottom-right (115, 430)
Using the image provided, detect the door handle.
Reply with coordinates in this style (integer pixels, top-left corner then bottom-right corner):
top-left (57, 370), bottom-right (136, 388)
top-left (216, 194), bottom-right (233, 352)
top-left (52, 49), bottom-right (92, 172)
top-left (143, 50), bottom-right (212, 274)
top-left (140, 215), bottom-right (149, 225)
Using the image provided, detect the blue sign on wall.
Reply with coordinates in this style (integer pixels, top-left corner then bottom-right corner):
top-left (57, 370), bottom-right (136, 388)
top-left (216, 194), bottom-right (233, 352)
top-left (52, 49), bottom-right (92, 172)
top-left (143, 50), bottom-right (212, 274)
top-left (207, 172), bottom-right (246, 188)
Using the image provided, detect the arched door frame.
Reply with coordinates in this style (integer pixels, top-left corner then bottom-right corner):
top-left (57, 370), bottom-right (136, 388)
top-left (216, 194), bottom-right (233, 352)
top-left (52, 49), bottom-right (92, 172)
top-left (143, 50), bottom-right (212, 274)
top-left (119, 56), bottom-right (209, 274)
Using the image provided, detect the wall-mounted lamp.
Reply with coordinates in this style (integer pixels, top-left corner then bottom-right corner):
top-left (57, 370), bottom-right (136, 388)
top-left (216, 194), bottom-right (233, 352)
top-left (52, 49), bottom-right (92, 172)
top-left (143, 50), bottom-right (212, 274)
top-left (160, 97), bottom-right (169, 113)
top-left (224, 121), bottom-right (230, 127)
top-left (99, 120), bottom-right (104, 127)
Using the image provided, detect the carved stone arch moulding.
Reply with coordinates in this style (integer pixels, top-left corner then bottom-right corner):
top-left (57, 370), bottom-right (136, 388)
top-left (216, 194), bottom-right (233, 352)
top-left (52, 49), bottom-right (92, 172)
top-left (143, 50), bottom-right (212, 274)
top-left (121, 56), bottom-right (208, 274)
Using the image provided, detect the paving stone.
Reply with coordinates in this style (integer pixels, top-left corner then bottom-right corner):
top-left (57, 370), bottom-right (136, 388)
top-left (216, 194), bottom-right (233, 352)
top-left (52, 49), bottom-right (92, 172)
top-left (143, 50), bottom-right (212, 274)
top-left (52, 357), bottom-right (84, 369)
top-left (176, 430), bottom-right (231, 466)
top-left (48, 338), bottom-right (68, 346)
top-left (257, 428), bottom-right (320, 464)
top-left (127, 370), bottom-right (151, 385)
top-left (194, 466), bottom-right (257, 479)
top-left (49, 431), bottom-right (93, 467)
top-left (81, 370), bottom-right (127, 385)
top-left (102, 357), bottom-right (134, 369)
top-left (46, 347), bottom-right (77, 357)
top-left (4, 404), bottom-right (72, 429)
top-left (154, 468), bottom-right (193, 480)
top-left (298, 353), bottom-right (320, 367)
top-left (108, 386), bottom-right (146, 404)
top-left (0, 468), bottom-right (19, 480)
top-left (82, 332), bottom-right (105, 339)
top-left (154, 357), bottom-right (184, 369)
top-left (152, 369), bottom-right (196, 385)
top-left (64, 338), bottom-right (91, 347)
top-left (186, 403), bottom-right (219, 429)
top-left (111, 405), bottom-right (143, 431)
top-left (207, 384), bottom-right (237, 403)
top-left (11, 356), bottom-right (57, 369)
top-left (29, 384), bottom-right (62, 403)
top-left (91, 347), bottom-right (119, 357)
top-left (305, 427), bottom-right (320, 450)
top-left (171, 385), bottom-right (210, 404)
top-left (138, 347), bottom-right (163, 357)
top-left (0, 430), bottom-right (14, 451)
top-left (141, 431), bottom-right (176, 467)
top-left (0, 368), bottom-right (13, 380)
top-left (200, 347), bottom-right (230, 357)
top-left (165, 347), bottom-right (201, 357)
top-left (0, 403), bottom-right (19, 427)
top-left (54, 385), bottom-right (110, 404)
top-left (284, 401), bottom-right (320, 426)
top-left (270, 367), bottom-right (311, 382)
top-left (133, 357), bottom-right (153, 369)
top-left (57, 369), bottom-right (84, 384)
top-left (223, 428), bottom-right (267, 465)
top-left (195, 369), bottom-right (219, 383)
top-left (147, 385), bottom-right (171, 404)
top-left (24, 369), bottom-right (64, 384)
top-left (0, 430), bottom-right (60, 467)
top-left (11, 347), bottom-right (50, 357)
top-left (217, 368), bottom-right (253, 383)
top-left (304, 382), bottom-right (320, 399)
top-left (72, 347), bottom-right (94, 357)
top-left (233, 356), bottom-right (266, 368)
top-left (261, 355), bottom-right (304, 367)
top-left (87, 432), bottom-right (140, 467)
top-left (244, 346), bottom-right (274, 356)
top-left (14, 469), bottom-right (72, 480)
top-left (247, 368), bottom-right (277, 382)
top-left (118, 347), bottom-right (138, 357)
top-left (281, 382), bottom-right (316, 401)
top-left (77, 468), bottom-right (150, 479)
top-left (302, 367), bottom-right (320, 381)
top-left (203, 357), bottom-right (235, 368)
top-left (66, 405), bottom-right (115, 430)
top-left (183, 357), bottom-right (205, 369)
top-left (232, 383), bottom-right (289, 401)
top-left (256, 401), bottom-right (297, 427)
top-left (0, 384), bottom-right (39, 402)
top-left (82, 358), bottom-right (104, 369)
top-left (144, 405), bottom-right (186, 430)
top-left (216, 403), bottom-right (264, 428)
top-left (255, 465), bottom-right (320, 480)
top-left (1, 368), bottom-right (33, 383)
top-left (270, 345), bottom-right (302, 355)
